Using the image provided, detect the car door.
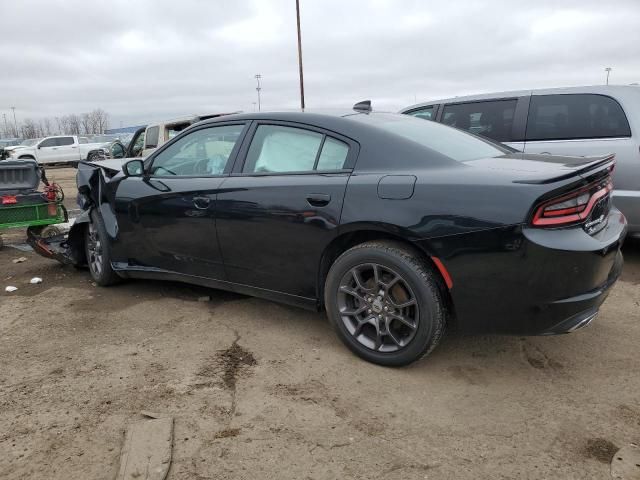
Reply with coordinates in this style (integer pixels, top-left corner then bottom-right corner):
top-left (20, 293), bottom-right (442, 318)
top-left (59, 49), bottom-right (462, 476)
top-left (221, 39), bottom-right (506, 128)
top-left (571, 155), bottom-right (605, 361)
top-left (54, 136), bottom-right (79, 162)
top-left (35, 137), bottom-right (58, 163)
top-left (111, 122), bottom-right (248, 279)
top-left (216, 121), bottom-right (357, 299)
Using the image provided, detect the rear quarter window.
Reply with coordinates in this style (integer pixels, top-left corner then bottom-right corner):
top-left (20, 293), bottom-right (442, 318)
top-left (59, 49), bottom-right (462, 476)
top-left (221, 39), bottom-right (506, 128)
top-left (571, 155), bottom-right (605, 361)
top-left (353, 114), bottom-right (508, 162)
top-left (526, 94), bottom-right (631, 141)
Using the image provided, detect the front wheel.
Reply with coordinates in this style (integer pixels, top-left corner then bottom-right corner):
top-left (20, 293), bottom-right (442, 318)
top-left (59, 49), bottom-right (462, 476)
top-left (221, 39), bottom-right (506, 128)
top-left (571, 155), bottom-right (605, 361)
top-left (325, 241), bottom-right (446, 366)
top-left (85, 211), bottom-right (120, 286)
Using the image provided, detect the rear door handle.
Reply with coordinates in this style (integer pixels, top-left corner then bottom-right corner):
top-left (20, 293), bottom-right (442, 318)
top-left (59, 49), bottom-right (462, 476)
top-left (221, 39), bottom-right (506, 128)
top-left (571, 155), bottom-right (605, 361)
top-left (306, 193), bottom-right (331, 207)
top-left (193, 196), bottom-right (211, 210)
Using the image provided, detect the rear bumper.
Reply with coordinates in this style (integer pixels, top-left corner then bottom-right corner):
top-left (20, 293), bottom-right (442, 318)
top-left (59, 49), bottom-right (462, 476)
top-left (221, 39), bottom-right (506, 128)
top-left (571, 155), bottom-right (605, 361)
top-left (416, 208), bottom-right (627, 335)
top-left (539, 247), bottom-right (623, 334)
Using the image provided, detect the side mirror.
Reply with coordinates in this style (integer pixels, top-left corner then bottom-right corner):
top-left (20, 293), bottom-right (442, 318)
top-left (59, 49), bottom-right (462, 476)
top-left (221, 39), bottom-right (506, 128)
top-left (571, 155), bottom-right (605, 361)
top-left (37, 144), bottom-right (42, 149)
top-left (123, 159), bottom-right (144, 177)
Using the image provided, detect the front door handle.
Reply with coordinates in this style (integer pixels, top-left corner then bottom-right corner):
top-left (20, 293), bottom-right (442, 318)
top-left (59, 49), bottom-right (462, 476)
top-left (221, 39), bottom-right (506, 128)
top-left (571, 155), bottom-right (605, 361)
top-left (193, 196), bottom-right (211, 210)
top-left (306, 193), bottom-right (331, 207)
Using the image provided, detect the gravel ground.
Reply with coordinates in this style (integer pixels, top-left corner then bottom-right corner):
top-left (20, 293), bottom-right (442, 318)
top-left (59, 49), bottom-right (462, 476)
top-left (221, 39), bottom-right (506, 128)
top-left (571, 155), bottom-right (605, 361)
top-left (1, 168), bottom-right (639, 479)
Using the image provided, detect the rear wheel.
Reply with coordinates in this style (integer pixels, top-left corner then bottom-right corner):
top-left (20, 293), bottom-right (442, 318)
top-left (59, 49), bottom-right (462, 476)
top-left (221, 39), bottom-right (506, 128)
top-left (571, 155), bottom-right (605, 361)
top-left (85, 210), bottom-right (120, 286)
top-left (325, 241), bottom-right (446, 366)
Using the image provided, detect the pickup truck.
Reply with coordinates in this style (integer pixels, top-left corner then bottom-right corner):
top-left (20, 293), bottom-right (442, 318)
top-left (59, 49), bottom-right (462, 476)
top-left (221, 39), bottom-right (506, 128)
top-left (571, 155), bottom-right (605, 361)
top-left (6, 135), bottom-right (106, 165)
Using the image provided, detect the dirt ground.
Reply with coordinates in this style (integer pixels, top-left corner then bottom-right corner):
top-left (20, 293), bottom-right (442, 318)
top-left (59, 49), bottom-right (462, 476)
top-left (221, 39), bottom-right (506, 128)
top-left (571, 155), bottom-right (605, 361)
top-left (1, 168), bottom-right (639, 479)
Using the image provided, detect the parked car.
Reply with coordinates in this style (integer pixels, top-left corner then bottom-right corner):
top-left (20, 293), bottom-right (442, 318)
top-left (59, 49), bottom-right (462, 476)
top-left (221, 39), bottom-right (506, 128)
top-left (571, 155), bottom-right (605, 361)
top-left (86, 140), bottom-right (127, 161)
top-left (0, 138), bottom-right (23, 160)
top-left (3, 138), bottom-right (41, 159)
top-left (29, 108), bottom-right (625, 366)
top-left (400, 85), bottom-right (640, 238)
top-left (6, 135), bottom-right (107, 165)
top-left (122, 112), bottom-right (238, 160)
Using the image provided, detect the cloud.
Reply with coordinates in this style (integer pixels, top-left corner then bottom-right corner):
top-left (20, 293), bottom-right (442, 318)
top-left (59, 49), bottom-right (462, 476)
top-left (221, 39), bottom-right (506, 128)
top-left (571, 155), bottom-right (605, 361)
top-left (0, 0), bottom-right (638, 128)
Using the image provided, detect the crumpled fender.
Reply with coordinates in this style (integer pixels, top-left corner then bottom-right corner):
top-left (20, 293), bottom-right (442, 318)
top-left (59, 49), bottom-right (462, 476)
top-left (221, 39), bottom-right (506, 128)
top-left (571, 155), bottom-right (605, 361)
top-left (29, 160), bottom-right (122, 266)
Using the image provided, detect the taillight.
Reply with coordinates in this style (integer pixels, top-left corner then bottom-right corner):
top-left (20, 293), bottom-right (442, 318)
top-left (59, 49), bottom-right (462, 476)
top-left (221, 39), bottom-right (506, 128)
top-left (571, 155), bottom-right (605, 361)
top-left (532, 178), bottom-right (613, 227)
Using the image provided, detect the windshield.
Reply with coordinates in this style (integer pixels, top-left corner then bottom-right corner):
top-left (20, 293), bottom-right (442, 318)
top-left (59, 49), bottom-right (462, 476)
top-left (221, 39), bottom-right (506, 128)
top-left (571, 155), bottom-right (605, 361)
top-left (351, 113), bottom-right (510, 162)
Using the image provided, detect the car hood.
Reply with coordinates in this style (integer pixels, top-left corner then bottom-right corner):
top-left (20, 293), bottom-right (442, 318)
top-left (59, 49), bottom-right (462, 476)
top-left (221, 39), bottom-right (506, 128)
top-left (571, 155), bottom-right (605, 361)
top-left (4, 145), bottom-right (28, 152)
top-left (464, 152), bottom-right (615, 184)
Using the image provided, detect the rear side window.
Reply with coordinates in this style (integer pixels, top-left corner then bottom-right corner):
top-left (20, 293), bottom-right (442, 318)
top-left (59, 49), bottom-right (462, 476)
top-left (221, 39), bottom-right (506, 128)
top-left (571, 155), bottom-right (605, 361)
top-left (145, 126), bottom-right (159, 148)
top-left (526, 94), bottom-right (631, 141)
top-left (441, 100), bottom-right (517, 142)
top-left (56, 137), bottom-right (75, 146)
top-left (406, 106), bottom-right (435, 121)
top-left (243, 125), bottom-right (349, 173)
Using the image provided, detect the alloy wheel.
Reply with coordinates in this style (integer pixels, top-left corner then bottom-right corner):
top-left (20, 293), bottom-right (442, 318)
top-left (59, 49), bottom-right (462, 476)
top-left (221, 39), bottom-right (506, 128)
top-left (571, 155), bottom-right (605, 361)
top-left (337, 263), bottom-right (419, 352)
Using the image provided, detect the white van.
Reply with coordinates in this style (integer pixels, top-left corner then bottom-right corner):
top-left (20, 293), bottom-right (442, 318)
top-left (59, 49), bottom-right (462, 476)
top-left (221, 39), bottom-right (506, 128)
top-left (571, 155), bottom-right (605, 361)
top-left (401, 85), bottom-right (640, 238)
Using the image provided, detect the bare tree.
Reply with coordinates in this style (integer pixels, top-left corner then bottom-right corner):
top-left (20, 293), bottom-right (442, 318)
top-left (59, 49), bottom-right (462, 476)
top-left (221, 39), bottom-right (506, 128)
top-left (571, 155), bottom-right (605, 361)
top-left (66, 114), bottom-right (81, 135)
top-left (81, 113), bottom-right (91, 134)
top-left (20, 119), bottom-right (38, 139)
top-left (42, 117), bottom-right (52, 136)
top-left (89, 108), bottom-right (109, 134)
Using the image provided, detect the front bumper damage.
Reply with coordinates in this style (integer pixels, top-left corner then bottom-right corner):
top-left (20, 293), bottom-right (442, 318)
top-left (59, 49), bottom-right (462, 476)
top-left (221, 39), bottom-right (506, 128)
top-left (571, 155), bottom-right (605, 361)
top-left (27, 160), bottom-right (123, 266)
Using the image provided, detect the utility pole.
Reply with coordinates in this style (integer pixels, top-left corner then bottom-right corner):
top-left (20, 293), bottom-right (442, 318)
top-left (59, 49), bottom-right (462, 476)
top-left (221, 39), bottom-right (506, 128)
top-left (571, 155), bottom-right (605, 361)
top-left (605, 67), bottom-right (612, 85)
top-left (252, 102), bottom-right (257, 112)
top-left (2, 114), bottom-right (7, 138)
top-left (255, 74), bottom-right (262, 111)
top-left (295, 0), bottom-right (305, 110)
top-left (11, 106), bottom-right (17, 134)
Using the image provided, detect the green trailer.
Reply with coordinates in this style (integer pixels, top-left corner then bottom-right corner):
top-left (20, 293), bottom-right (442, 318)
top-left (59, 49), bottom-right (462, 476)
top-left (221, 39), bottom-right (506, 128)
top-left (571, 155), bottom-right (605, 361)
top-left (0, 160), bottom-right (67, 249)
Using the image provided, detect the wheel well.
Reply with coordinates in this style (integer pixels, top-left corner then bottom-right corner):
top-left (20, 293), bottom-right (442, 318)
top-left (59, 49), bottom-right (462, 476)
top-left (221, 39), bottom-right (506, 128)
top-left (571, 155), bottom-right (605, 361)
top-left (317, 230), bottom-right (455, 317)
top-left (18, 155), bottom-right (35, 160)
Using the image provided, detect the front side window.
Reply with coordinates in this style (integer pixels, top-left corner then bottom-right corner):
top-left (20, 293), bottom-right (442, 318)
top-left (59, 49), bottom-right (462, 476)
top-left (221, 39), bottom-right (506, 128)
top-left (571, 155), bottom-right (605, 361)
top-left (441, 100), bottom-right (517, 142)
top-left (57, 137), bottom-right (75, 146)
top-left (150, 124), bottom-right (244, 177)
top-left (243, 125), bottom-right (349, 173)
top-left (145, 126), bottom-right (159, 149)
top-left (526, 94), bottom-right (631, 141)
top-left (406, 106), bottom-right (435, 121)
top-left (39, 138), bottom-right (57, 148)
top-left (131, 132), bottom-right (145, 156)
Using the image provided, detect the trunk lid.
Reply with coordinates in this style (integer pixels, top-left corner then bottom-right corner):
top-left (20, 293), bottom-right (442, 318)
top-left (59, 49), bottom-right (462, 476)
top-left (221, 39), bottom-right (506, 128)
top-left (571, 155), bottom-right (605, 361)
top-left (465, 152), bottom-right (615, 184)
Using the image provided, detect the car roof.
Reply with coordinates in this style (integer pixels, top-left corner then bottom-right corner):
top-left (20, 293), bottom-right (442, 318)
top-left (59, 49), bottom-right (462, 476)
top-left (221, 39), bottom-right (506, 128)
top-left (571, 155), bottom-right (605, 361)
top-left (401, 84), bottom-right (640, 112)
top-left (192, 109), bottom-right (382, 133)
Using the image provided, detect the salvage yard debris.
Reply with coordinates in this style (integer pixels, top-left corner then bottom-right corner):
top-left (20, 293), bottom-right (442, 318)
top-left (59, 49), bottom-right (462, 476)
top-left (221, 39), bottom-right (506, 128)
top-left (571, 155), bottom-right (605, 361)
top-left (12, 257), bottom-right (27, 264)
top-left (611, 443), bottom-right (640, 480)
top-left (30, 277), bottom-right (43, 284)
top-left (116, 413), bottom-right (173, 480)
top-left (4, 285), bottom-right (17, 292)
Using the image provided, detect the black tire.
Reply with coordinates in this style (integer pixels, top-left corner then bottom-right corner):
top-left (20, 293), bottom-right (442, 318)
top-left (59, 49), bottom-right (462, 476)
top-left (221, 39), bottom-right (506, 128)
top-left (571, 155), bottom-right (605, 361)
top-left (85, 210), bottom-right (121, 286)
top-left (87, 153), bottom-right (101, 162)
top-left (324, 241), bottom-right (446, 366)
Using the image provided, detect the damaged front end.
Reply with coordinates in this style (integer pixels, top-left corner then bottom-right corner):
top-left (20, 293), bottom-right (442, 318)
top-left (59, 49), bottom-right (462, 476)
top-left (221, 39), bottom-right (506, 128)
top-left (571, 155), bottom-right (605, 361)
top-left (27, 160), bottom-right (123, 266)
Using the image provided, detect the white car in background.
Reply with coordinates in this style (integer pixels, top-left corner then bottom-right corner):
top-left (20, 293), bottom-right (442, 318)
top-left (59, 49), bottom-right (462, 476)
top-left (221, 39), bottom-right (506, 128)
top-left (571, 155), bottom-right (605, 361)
top-left (7, 135), bottom-right (106, 165)
top-left (401, 85), bottom-right (640, 238)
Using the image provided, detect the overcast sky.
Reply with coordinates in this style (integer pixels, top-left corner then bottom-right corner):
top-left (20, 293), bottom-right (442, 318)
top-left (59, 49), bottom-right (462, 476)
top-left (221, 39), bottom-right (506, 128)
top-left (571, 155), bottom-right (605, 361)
top-left (1, 0), bottom-right (639, 128)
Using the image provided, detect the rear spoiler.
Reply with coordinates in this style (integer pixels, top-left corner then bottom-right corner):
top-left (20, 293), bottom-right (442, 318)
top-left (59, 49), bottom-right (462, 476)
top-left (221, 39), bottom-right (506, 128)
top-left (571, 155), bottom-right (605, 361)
top-left (514, 154), bottom-right (615, 184)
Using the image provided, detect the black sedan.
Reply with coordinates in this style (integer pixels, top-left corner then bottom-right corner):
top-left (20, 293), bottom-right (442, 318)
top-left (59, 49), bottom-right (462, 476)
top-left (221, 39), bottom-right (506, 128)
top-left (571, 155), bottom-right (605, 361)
top-left (30, 107), bottom-right (626, 366)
